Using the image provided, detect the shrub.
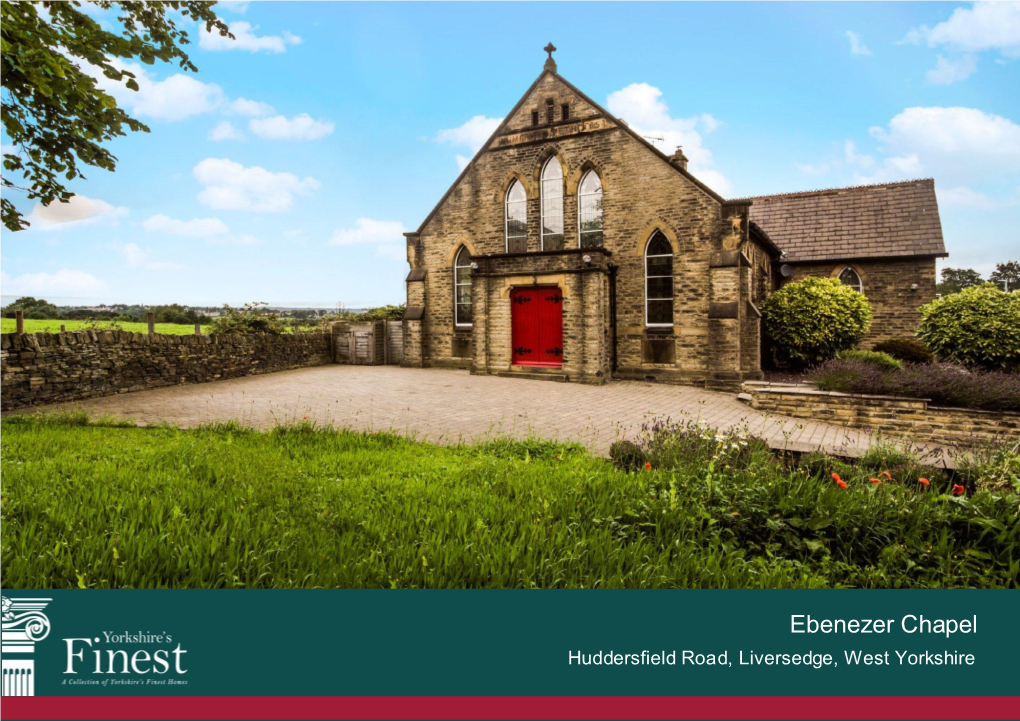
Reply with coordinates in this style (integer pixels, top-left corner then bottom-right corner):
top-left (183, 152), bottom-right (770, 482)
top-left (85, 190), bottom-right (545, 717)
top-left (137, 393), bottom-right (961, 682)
top-left (872, 338), bottom-right (934, 364)
top-left (836, 349), bottom-right (902, 371)
top-left (810, 359), bottom-right (1020, 411)
top-left (210, 302), bottom-right (286, 335)
top-left (917, 284), bottom-right (1020, 370)
top-left (761, 277), bottom-right (871, 367)
top-left (609, 440), bottom-right (648, 471)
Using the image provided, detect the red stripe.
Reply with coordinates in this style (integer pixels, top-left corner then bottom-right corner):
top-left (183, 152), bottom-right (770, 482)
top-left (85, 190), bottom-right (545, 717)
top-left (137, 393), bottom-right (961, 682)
top-left (2, 696), bottom-right (1018, 721)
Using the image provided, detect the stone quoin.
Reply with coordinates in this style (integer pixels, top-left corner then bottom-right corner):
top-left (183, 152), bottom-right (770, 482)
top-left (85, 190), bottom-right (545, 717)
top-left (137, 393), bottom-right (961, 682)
top-left (400, 46), bottom-right (947, 387)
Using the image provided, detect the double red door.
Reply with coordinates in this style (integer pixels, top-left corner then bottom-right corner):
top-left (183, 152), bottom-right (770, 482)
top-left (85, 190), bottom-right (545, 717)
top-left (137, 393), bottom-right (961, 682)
top-left (511, 286), bottom-right (563, 367)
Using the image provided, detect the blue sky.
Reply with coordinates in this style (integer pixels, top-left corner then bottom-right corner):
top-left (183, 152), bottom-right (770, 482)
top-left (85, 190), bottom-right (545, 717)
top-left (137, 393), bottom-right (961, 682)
top-left (2, 1), bottom-right (1019, 307)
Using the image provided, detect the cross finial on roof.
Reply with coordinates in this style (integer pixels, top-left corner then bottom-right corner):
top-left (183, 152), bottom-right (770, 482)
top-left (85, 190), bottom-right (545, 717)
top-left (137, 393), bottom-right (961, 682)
top-left (543, 42), bottom-right (558, 73)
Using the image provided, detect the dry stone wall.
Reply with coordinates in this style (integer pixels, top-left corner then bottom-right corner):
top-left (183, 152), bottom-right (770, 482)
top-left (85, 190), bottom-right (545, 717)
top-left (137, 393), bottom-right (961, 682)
top-left (740, 382), bottom-right (1020, 447)
top-left (1, 330), bottom-right (332, 410)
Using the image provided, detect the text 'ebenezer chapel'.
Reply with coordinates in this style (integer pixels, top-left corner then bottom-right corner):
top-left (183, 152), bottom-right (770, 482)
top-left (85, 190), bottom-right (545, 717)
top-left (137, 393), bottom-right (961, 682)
top-left (400, 46), bottom-right (947, 388)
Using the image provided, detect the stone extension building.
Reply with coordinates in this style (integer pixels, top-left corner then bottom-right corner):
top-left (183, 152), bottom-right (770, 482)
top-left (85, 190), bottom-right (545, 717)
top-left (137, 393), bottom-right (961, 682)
top-left (401, 47), bottom-right (947, 387)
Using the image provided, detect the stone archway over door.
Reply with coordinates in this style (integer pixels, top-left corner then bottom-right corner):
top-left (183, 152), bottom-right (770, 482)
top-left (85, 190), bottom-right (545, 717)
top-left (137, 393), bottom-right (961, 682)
top-left (510, 286), bottom-right (563, 367)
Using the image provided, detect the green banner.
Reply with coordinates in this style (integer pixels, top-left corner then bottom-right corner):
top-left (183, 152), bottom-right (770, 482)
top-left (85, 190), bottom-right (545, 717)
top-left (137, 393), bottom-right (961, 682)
top-left (2, 590), bottom-right (1014, 697)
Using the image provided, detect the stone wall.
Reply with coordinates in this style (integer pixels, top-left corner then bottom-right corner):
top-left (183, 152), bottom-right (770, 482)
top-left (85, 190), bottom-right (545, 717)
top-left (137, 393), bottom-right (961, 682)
top-left (1, 330), bottom-right (332, 410)
top-left (781, 257), bottom-right (937, 346)
top-left (740, 382), bottom-right (1020, 447)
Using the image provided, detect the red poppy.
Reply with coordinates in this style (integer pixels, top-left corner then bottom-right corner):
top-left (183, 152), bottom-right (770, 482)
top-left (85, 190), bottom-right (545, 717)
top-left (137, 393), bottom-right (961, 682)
top-left (644, 461), bottom-right (652, 471)
top-left (836, 479), bottom-right (848, 490)
top-left (881, 471), bottom-right (892, 480)
top-left (918, 478), bottom-right (930, 487)
top-left (870, 478), bottom-right (881, 485)
top-left (303, 416), bottom-right (308, 420)
top-left (831, 472), bottom-right (843, 483)
top-left (952, 484), bottom-right (965, 496)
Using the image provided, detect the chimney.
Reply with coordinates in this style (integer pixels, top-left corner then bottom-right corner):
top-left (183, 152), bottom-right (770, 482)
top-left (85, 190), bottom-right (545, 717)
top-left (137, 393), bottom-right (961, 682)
top-left (670, 146), bottom-right (689, 171)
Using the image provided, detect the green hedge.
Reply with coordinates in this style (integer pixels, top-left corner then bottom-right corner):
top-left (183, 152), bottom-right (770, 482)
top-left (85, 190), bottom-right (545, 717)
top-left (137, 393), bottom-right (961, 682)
top-left (918, 285), bottom-right (1020, 369)
top-left (762, 277), bottom-right (872, 366)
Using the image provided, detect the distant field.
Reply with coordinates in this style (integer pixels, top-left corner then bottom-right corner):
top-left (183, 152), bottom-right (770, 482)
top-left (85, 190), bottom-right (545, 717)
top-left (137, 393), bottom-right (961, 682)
top-left (1, 319), bottom-right (208, 335)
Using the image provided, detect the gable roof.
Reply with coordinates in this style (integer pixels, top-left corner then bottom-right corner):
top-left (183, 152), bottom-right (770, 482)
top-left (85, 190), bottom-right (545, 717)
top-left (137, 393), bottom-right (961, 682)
top-left (414, 68), bottom-right (725, 235)
top-left (744, 178), bottom-right (947, 264)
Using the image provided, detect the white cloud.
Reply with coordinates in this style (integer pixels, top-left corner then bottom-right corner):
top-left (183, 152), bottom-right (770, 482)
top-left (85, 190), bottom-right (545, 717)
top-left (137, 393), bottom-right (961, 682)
top-left (938, 186), bottom-right (997, 209)
top-left (1, 269), bottom-right (107, 296)
top-left (142, 213), bottom-right (256, 246)
top-left (904, 2), bottom-right (1020, 83)
top-left (248, 114), bottom-right (334, 141)
top-left (217, 1), bottom-right (249, 13)
top-left (26, 194), bottom-right (127, 231)
top-left (846, 31), bottom-right (872, 56)
top-left (328, 218), bottom-right (408, 260)
top-left (435, 115), bottom-right (503, 151)
top-left (114, 242), bottom-right (187, 270)
top-left (143, 214), bottom-right (230, 238)
top-left (90, 60), bottom-right (224, 122)
top-left (228, 97), bottom-right (274, 117)
top-left (193, 158), bottom-right (320, 212)
top-left (926, 54), bottom-right (978, 84)
top-left (434, 115), bottom-right (503, 170)
top-left (865, 106), bottom-right (1020, 183)
top-left (606, 82), bottom-right (730, 195)
top-left (904, 2), bottom-right (1020, 56)
top-left (209, 120), bottom-right (245, 141)
top-left (200, 21), bottom-right (302, 54)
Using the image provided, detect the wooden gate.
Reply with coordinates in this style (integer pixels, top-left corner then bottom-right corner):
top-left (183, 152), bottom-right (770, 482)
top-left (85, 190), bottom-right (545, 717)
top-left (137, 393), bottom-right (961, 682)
top-left (333, 320), bottom-right (403, 365)
top-left (510, 286), bottom-right (563, 367)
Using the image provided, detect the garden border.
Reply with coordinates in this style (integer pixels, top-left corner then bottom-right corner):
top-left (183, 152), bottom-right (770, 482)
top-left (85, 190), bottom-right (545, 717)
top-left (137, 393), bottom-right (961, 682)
top-left (739, 381), bottom-right (1020, 446)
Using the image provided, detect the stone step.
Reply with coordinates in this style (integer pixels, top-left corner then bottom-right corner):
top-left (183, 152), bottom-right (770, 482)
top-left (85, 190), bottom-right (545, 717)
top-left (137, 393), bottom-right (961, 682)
top-left (736, 392), bottom-right (753, 404)
top-left (495, 370), bottom-right (570, 383)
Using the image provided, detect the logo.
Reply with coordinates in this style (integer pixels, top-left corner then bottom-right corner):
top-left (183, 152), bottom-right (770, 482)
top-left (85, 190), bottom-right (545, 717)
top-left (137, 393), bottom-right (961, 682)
top-left (1, 595), bottom-right (53, 696)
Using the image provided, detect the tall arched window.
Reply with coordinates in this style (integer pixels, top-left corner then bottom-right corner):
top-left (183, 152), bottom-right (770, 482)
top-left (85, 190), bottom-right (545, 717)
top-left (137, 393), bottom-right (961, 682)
top-left (540, 156), bottom-right (564, 250)
top-left (505, 180), bottom-right (527, 253)
top-left (454, 246), bottom-right (473, 328)
top-left (645, 232), bottom-right (674, 327)
top-left (838, 267), bottom-right (863, 294)
top-left (577, 170), bottom-right (604, 249)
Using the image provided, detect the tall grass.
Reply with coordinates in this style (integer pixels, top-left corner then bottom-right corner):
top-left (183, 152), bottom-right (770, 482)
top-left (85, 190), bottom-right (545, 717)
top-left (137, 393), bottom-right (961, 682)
top-left (1, 414), bottom-right (1016, 589)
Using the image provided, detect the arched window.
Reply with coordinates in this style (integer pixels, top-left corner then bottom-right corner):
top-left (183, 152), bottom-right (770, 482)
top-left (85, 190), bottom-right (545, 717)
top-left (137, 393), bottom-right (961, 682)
top-left (540, 156), bottom-right (564, 250)
top-left (577, 170), bottom-right (604, 249)
top-left (838, 267), bottom-right (863, 294)
top-left (505, 180), bottom-right (527, 253)
top-left (454, 246), bottom-right (473, 327)
top-left (645, 232), bottom-right (674, 327)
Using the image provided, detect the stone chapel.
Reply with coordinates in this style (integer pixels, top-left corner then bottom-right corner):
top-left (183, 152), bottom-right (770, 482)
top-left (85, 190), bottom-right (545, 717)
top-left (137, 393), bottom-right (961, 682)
top-left (400, 47), bottom-right (947, 388)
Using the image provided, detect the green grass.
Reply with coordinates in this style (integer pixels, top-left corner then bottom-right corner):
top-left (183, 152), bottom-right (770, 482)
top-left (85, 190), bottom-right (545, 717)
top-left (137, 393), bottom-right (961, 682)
top-left (1, 413), bottom-right (1017, 589)
top-left (1, 319), bottom-right (209, 335)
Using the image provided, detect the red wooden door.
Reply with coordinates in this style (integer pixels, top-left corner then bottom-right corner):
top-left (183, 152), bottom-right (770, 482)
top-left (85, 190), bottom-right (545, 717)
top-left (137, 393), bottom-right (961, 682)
top-left (511, 286), bottom-right (563, 367)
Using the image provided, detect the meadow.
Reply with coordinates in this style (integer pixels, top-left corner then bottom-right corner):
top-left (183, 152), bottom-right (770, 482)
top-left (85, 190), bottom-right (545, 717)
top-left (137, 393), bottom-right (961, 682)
top-left (2, 413), bottom-right (1016, 589)
top-left (1, 318), bottom-right (209, 335)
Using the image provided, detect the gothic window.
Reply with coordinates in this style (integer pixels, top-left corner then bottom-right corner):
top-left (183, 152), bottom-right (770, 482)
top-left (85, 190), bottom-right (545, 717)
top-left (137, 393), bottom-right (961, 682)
top-left (645, 232), bottom-right (674, 327)
top-left (505, 180), bottom-right (527, 253)
top-left (577, 170), bottom-right (604, 249)
top-left (454, 246), bottom-right (473, 327)
top-left (541, 157), bottom-right (564, 250)
top-left (838, 267), bottom-right (863, 294)
top-left (545, 98), bottom-right (555, 124)
top-left (561, 103), bottom-right (570, 121)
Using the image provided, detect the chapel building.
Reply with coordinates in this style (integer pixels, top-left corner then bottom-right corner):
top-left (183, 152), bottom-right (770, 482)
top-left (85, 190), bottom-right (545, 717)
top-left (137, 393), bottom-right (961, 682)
top-left (401, 47), bottom-right (947, 387)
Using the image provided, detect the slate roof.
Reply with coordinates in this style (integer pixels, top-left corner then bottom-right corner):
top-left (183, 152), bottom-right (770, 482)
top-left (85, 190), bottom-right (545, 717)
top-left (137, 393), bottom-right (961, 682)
top-left (745, 179), bottom-right (947, 264)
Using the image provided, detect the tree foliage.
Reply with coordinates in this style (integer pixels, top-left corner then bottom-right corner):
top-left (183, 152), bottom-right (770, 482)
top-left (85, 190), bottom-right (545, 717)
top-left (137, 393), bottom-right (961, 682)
top-left (1, 1), bottom-right (231, 231)
top-left (936, 267), bottom-right (984, 297)
top-left (989, 261), bottom-right (1020, 293)
top-left (761, 277), bottom-right (872, 367)
top-left (918, 284), bottom-right (1020, 370)
top-left (210, 303), bottom-right (287, 335)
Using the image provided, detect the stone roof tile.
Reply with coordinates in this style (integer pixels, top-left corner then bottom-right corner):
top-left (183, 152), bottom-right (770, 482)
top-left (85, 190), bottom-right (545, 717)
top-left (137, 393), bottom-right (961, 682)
top-left (745, 179), bottom-right (947, 263)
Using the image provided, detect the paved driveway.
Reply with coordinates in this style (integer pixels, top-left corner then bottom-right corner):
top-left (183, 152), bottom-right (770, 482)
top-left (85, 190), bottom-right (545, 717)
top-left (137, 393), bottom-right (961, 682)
top-left (8, 365), bottom-right (889, 458)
